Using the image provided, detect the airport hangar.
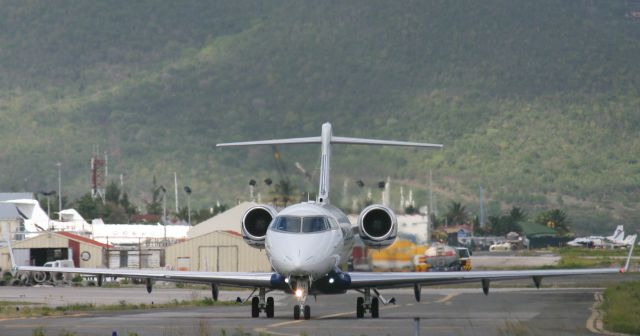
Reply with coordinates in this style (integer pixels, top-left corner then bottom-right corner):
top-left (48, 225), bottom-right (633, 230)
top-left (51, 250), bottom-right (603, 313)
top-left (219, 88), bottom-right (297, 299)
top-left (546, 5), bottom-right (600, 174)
top-left (1, 202), bottom-right (272, 273)
top-left (164, 202), bottom-right (271, 272)
top-left (0, 231), bottom-right (110, 271)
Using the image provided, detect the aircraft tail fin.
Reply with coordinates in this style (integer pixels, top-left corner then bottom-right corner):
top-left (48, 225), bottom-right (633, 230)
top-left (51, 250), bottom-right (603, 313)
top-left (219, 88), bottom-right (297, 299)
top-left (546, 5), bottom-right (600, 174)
top-left (624, 234), bottom-right (637, 246)
top-left (217, 122), bottom-right (442, 205)
top-left (610, 225), bottom-right (624, 242)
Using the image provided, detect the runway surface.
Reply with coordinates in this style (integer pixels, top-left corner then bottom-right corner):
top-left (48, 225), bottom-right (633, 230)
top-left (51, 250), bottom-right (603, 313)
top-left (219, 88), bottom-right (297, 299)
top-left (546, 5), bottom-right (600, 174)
top-left (0, 285), bottom-right (617, 336)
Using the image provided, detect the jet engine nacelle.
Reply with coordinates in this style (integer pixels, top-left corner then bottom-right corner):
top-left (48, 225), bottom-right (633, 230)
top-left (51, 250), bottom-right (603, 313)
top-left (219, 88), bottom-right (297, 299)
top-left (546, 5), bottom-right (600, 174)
top-left (241, 205), bottom-right (278, 249)
top-left (357, 204), bottom-right (397, 249)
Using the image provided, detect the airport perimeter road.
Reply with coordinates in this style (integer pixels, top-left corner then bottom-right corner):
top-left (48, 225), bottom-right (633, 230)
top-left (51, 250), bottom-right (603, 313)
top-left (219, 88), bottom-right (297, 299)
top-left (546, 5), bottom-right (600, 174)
top-left (0, 286), bottom-right (615, 336)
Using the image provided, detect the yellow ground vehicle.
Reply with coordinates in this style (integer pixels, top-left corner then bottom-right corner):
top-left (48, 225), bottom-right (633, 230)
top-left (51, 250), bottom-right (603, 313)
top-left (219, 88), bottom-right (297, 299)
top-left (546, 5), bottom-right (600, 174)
top-left (456, 247), bottom-right (472, 271)
top-left (368, 239), bottom-right (427, 272)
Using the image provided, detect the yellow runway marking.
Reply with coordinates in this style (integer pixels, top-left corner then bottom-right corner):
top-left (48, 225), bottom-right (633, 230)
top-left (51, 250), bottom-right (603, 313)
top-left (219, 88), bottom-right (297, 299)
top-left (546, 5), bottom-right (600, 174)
top-left (435, 292), bottom-right (460, 303)
top-left (256, 303), bottom-right (400, 335)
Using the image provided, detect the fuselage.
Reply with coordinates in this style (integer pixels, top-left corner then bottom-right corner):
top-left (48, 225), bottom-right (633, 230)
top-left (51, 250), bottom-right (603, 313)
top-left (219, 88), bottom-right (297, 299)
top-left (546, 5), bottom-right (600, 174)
top-left (265, 202), bottom-right (354, 280)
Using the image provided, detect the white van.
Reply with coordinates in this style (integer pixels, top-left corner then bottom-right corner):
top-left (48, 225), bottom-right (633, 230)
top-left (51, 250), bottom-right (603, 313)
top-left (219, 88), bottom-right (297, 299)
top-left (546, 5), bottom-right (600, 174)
top-left (43, 260), bottom-right (75, 268)
top-left (489, 242), bottom-right (512, 252)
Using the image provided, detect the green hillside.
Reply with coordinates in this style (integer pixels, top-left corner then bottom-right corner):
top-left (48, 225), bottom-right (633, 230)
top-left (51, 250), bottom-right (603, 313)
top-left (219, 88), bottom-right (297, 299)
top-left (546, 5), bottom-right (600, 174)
top-left (0, 1), bottom-right (639, 233)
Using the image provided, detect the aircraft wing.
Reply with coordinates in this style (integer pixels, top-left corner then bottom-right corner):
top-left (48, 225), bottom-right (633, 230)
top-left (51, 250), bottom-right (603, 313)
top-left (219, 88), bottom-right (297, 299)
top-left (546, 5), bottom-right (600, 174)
top-left (350, 239), bottom-right (634, 290)
top-left (347, 267), bottom-right (622, 289)
top-left (15, 265), bottom-right (276, 288)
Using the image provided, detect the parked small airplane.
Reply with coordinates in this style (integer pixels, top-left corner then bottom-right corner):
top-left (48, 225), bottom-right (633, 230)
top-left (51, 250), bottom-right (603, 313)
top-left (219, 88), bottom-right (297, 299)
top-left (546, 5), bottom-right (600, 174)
top-left (567, 225), bottom-right (636, 248)
top-left (8, 123), bottom-right (635, 320)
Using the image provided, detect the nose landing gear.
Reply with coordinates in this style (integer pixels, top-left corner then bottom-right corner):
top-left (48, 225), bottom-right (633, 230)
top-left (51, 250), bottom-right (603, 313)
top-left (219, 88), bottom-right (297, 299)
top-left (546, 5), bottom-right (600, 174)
top-left (292, 276), bottom-right (311, 320)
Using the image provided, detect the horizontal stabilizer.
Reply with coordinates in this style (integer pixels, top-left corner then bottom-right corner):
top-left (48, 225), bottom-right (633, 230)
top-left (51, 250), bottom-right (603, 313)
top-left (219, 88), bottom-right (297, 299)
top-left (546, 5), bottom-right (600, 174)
top-left (217, 136), bottom-right (442, 149)
top-left (332, 136), bottom-right (442, 148)
top-left (217, 137), bottom-right (321, 147)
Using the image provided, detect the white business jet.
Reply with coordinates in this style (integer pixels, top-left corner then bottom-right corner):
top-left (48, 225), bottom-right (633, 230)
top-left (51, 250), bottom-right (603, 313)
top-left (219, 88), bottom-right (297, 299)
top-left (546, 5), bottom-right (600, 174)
top-left (9, 123), bottom-right (635, 320)
top-left (567, 225), bottom-right (636, 248)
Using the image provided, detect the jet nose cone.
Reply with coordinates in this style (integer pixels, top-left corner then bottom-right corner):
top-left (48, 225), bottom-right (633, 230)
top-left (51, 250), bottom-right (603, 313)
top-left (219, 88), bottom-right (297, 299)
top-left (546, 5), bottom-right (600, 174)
top-left (287, 250), bottom-right (317, 275)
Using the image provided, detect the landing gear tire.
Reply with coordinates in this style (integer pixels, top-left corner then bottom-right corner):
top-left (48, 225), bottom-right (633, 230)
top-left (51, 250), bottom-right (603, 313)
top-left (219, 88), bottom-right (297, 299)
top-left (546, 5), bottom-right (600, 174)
top-left (266, 297), bottom-right (274, 318)
top-left (293, 305), bottom-right (301, 320)
top-left (371, 297), bottom-right (379, 318)
top-left (304, 305), bottom-right (311, 320)
top-left (251, 297), bottom-right (260, 318)
top-left (356, 297), bottom-right (364, 318)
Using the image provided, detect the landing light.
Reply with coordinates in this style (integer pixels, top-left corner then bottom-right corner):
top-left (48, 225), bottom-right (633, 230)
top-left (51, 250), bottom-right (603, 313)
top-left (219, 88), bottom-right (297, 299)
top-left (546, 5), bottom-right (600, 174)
top-left (328, 277), bottom-right (334, 284)
top-left (284, 278), bottom-right (290, 283)
top-left (295, 288), bottom-right (304, 298)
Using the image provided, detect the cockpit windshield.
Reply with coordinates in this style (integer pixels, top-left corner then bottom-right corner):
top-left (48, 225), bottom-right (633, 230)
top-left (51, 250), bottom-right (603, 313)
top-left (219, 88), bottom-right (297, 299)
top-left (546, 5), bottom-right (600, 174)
top-left (272, 216), bottom-right (301, 233)
top-left (271, 216), bottom-right (331, 233)
top-left (302, 216), bottom-right (330, 233)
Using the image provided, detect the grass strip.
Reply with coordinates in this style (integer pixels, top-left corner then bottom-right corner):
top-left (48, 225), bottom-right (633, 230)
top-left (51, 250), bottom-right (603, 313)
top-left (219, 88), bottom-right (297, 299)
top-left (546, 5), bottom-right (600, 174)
top-left (0, 298), bottom-right (237, 319)
top-left (602, 281), bottom-right (640, 334)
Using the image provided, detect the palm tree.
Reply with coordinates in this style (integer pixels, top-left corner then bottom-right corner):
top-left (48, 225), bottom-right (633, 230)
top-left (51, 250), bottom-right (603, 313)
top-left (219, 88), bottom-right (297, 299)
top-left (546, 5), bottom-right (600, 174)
top-left (446, 202), bottom-right (469, 226)
top-left (508, 207), bottom-right (526, 223)
top-left (273, 179), bottom-right (297, 207)
top-left (535, 209), bottom-right (570, 235)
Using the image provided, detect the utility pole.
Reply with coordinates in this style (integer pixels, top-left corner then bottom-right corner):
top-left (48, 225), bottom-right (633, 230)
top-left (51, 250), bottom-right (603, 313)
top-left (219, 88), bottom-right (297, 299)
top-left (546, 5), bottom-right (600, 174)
top-left (184, 186), bottom-right (192, 225)
top-left (479, 186), bottom-right (486, 229)
top-left (56, 162), bottom-right (62, 214)
top-left (429, 169), bottom-right (438, 216)
top-left (174, 172), bottom-right (179, 213)
top-left (159, 186), bottom-right (167, 246)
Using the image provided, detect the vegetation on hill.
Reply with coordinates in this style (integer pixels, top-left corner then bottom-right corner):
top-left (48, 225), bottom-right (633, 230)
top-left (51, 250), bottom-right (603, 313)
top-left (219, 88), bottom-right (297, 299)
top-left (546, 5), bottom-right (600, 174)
top-left (0, 1), bottom-right (639, 233)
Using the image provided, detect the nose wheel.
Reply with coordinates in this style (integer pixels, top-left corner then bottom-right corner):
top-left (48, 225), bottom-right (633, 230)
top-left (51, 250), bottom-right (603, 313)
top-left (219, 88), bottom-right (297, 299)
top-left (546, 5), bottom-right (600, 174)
top-left (356, 288), bottom-right (379, 318)
top-left (294, 304), bottom-right (311, 320)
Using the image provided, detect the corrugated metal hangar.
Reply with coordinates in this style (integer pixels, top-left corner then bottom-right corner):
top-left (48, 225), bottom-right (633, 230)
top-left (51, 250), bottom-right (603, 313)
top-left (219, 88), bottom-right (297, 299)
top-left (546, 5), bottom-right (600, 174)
top-left (0, 202), bottom-right (272, 274)
top-left (0, 231), bottom-right (109, 271)
top-left (165, 230), bottom-right (271, 272)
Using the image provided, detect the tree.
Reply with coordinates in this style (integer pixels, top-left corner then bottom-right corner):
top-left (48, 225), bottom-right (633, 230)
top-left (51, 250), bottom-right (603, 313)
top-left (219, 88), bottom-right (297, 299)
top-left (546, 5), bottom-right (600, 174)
top-left (486, 207), bottom-right (524, 235)
top-left (535, 209), bottom-right (570, 235)
top-left (145, 176), bottom-right (163, 215)
top-left (508, 207), bottom-right (526, 223)
top-left (73, 193), bottom-right (103, 220)
top-left (445, 202), bottom-right (468, 226)
top-left (119, 192), bottom-right (138, 217)
top-left (272, 179), bottom-right (297, 207)
top-left (429, 213), bottom-right (443, 229)
top-left (105, 181), bottom-right (121, 204)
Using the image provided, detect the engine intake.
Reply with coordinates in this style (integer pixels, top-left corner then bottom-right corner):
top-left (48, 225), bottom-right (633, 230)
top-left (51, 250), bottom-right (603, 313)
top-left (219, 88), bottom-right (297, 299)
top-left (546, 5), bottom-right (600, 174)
top-left (358, 204), bottom-right (397, 248)
top-left (241, 205), bottom-right (277, 248)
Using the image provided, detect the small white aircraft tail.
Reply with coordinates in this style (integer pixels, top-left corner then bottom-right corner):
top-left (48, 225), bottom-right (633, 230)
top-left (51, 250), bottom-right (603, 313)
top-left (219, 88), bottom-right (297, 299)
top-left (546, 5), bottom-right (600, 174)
top-left (609, 225), bottom-right (624, 242)
top-left (1, 199), bottom-right (49, 231)
top-left (623, 234), bottom-right (637, 246)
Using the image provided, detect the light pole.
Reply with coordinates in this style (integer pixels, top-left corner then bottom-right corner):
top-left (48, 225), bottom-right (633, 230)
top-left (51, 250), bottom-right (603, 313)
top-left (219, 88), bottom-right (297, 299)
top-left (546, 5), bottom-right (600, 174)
top-left (378, 181), bottom-right (386, 204)
top-left (39, 190), bottom-right (56, 230)
top-left (264, 178), bottom-right (274, 206)
top-left (184, 186), bottom-right (192, 226)
top-left (159, 186), bottom-right (167, 245)
top-left (56, 162), bottom-right (62, 214)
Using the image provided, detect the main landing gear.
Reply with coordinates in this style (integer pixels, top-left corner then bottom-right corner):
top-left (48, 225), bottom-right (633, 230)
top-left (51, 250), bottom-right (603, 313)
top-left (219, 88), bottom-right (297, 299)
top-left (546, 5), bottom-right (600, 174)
top-left (251, 288), bottom-right (275, 318)
top-left (356, 288), bottom-right (379, 318)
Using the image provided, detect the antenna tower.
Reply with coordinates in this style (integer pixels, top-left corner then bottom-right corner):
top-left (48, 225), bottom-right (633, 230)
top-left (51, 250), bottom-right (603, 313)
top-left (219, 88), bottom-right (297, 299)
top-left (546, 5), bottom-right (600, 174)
top-left (91, 145), bottom-right (106, 202)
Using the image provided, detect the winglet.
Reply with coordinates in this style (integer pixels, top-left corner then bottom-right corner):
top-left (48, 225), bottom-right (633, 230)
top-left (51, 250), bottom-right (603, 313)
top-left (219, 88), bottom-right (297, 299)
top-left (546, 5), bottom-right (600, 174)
top-left (622, 234), bottom-right (636, 273)
top-left (3, 234), bottom-right (18, 276)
